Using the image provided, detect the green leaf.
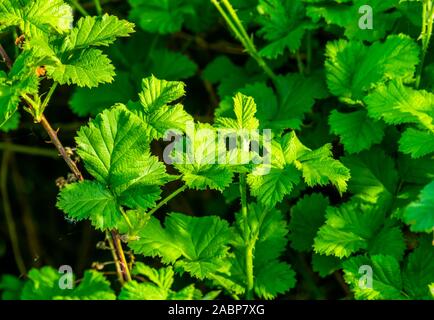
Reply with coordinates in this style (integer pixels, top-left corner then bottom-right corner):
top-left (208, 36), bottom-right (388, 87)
top-left (119, 280), bottom-right (168, 300)
top-left (248, 165), bottom-right (300, 208)
top-left (343, 255), bottom-right (404, 300)
top-left (296, 144), bottom-right (350, 194)
top-left (404, 181), bottom-right (434, 233)
top-left (128, 213), bottom-right (232, 279)
top-left (397, 154), bottom-right (434, 185)
top-left (329, 110), bottom-right (385, 154)
top-left (75, 105), bottom-right (171, 211)
top-left (127, 76), bottom-right (193, 139)
top-left (314, 202), bottom-right (386, 258)
top-left (289, 193), bottom-right (329, 252)
top-left (403, 237), bottom-right (434, 299)
top-left (254, 261), bottom-right (296, 299)
top-left (215, 93), bottom-right (259, 130)
top-left (21, 267), bottom-right (115, 300)
top-left (248, 131), bottom-right (349, 207)
top-left (56, 181), bottom-right (120, 230)
top-left (0, 52), bottom-right (39, 127)
top-left (342, 149), bottom-right (398, 203)
top-left (306, 0), bottom-right (400, 42)
top-left (325, 34), bottom-right (419, 102)
top-left (399, 128), bottom-right (434, 158)
top-left (368, 225), bottom-right (406, 261)
top-left (45, 48), bottom-right (115, 88)
top-left (119, 263), bottom-right (174, 300)
top-left (257, 0), bottom-right (314, 58)
top-left (128, 0), bottom-right (194, 34)
top-left (171, 123), bottom-right (234, 191)
top-left (272, 74), bottom-right (329, 130)
top-left (0, 111), bottom-right (21, 132)
top-left (64, 14), bottom-right (135, 50)
top-left (0, 275), bottom-right (23, 300)
top-left (312, 254), bottom-right (341, 278)
top-left (60, 270), bottom-right (116, 300)
top-left (365, 81), bottom-right (434, 132)
top-left (0, 0), bottom-right (73, 38)
top-left (133, 262), bottom-right (174, 290)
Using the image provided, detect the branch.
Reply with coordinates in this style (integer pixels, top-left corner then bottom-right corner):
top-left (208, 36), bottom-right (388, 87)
top-left (0, 44), bottom-right (12, 69)
top-left (0, 142), bottom-right (59, 158)
top-left (39, 115), bottom-right (84, 181)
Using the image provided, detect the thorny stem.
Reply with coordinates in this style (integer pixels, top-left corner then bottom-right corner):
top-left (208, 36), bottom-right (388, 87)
top-left (211, 0), bottom-right (277, 83)
top-left (146, 185), bottom-right (187, 216)
top-left (1, 149), bottom-right (27, 275)
top-left (111, 231), bottom-right (132, 282)
top-left (416, 0), bottom-right (434, 88)
top-left (41, 83), bottom-right (58, 112)
top-left (239, 173), bottom-right (254, 300)
top-left (0, 143), bottom-right (58, 158)
top-left (69, 0), bottom-right (90, 16)
top-left (39, 115), bottom-right (84, 181)
top-left (106, 231), bottom-right (124, 285)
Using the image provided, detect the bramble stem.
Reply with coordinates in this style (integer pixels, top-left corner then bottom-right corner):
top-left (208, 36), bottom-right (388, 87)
top-left (416, 0), bottom-right (434, 88)
top-left (111, 231), bottom-right (132, 282)
top-left (120, 207), bottom-right (133, 230)
top-left (69, 0), bottom-right (90, 16)
top-left (94, 0), bottom-right (103, 15)
top-left (1, 149), bottom-right (27, 275)
top-left (106, 231), bottom-right (124, 285)
top-left (146, 185), bottom-right (187, 216)
top-left (41, 82), bottom-right (58, 113)
top-left (211, 0), bottom-right (277, 82)
top-left (0, 143), bottom-right (58, 158)
top-left (239, 173), bottom-right (254, 300)
top-left (39, 115), bottom-right (84, 181)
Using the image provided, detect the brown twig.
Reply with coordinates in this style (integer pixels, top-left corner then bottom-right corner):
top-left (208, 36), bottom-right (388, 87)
top-left (39, 114), bottom-right (84, 181)
top-left (106, 231), bottom-right (124, 285)
top-left (0, 44), bottom-right (12, 69)
top-left (111, 230), bottom-right (132, 282)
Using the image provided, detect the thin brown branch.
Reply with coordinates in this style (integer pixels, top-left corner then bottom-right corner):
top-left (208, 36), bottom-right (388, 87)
top-left (0, 44), bottom-right (12, 69)
top-left (39, 114), bottom-right (84, 181)
top-left (111, 230), bottom-right (132, 282)
top-left (106, 231), bottom-right (124, 285)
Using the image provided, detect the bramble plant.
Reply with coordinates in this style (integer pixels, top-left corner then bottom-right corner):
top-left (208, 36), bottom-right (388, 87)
top-left (0, 0), bottom-right (433, 301)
